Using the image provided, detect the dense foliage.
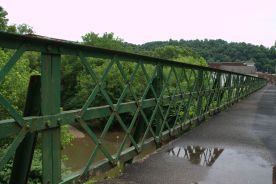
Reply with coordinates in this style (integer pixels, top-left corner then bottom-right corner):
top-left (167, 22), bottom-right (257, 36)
top-left (0, 7), bottom-right (33, 34)
top-left (62, 33), bottom-right (207, 110)
top-left (140, 39), bottom-right (276, 73)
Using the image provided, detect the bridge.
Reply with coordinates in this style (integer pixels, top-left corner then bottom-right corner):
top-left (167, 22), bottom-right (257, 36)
top-left (0, 31), bottom-right (269, 184)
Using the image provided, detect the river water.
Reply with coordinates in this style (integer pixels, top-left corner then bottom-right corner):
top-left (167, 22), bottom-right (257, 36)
top-left (62, 126), bottom-right (128, 173)
top-left (61, 125), bottom-right (156, 176)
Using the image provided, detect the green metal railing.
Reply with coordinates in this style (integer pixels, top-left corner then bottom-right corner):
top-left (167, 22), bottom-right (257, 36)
top-left (0, 31), bottom-right (266, 184)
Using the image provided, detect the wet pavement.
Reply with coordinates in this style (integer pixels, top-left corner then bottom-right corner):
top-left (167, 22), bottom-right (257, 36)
top-left (97, 85), bottom-right (276, 184)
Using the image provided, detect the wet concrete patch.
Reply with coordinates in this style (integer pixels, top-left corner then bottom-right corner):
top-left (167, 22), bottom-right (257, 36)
top-left (168, 145), bottom-right (274, 184)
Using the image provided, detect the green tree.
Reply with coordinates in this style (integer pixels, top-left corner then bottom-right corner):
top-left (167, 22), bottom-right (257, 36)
top-left (82, 32), bottom-right (131, 51)
top-left (0, 6), bottom-right (8, 30)
top-left (0, 6), bottom-right (33, 34)
top-left (0, 51), bottom-right (33, 118)
top-left (140, 39), bottom-right (276, 72)
top-left (16, 23), bottom-right (33, 34)
top-left (152, 45), bottom-right (207, 66)
top-left (62, 32), bottom-right (133, 110)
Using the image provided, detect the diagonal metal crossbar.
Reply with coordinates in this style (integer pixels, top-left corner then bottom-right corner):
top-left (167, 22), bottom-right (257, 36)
top-left (0, 31), bottom-right (266, 184)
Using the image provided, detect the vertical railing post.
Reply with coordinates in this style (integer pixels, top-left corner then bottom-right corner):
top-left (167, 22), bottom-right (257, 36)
top-left (41, 53), bottom-right (61, 184)
top-left (243, 76), bottom-right (247, 96)
top-left (227, 73), bottom-right (232, 104)
top-left (233, 75), bottom-right (239, 101)
top-left (204, 72), bottom-right (218, 112)
top-left (216, 72), bottom-right (222, 108)
top-left (237, 75), bottom-right (243, 99)
top-left (240, 75), bottom-right (245, 97)
top-left (248, 77), bottom-right (251, 94)
top-left (154, 63), bottom-right (163, 144)
top-left (219, 73), bottom-right (231, 106)
top-left (10, 75), bottom-right (41, 184)
top-left (196, 70), bottom-right (203, 117)
top-left (252, 77), bottom-right (257, 91)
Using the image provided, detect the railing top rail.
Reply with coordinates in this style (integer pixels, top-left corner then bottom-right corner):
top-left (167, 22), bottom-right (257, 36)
top-left (0, 31), bottom-right (260, 78)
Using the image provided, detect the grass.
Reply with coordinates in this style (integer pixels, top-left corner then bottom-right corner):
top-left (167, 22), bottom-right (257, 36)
top-left (84, 161), bottom-right (124, 184)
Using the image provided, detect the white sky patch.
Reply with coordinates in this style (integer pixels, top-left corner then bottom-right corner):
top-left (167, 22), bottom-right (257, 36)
top-left (0, 0), bottom-right (275, 47)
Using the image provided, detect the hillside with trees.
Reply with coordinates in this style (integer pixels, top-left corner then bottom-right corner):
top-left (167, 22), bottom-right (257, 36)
top-left (140, 39), bottom-right (276, 73)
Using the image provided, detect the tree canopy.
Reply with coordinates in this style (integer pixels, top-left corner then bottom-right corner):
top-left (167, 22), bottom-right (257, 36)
top-left (140, 39), bottom-right (276, 73)
top-left (0, 6), bottom-right (33, 34)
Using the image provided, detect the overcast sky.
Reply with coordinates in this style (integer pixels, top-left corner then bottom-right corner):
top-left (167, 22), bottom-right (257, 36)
top-left (0, 0), bottom-right (275, 47)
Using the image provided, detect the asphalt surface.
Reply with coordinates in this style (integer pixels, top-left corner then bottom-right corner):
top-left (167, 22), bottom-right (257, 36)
top-left (98, 85), bottom-right (276, 184)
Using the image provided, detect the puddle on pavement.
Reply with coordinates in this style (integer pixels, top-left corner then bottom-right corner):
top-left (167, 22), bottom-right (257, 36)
top-left (168, 145), bottom-right (275, 184)
top-left (168, 145), bottom-right (224, 167)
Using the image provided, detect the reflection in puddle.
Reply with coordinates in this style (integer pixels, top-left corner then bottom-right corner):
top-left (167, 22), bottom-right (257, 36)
top-left (168, 146), bottom-right (223, 167)
top-left (168, 145), bottom-right (275, 184)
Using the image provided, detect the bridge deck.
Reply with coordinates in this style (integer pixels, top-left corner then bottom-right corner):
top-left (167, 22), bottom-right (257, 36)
top-left (98, 85), bottom-right (276, 184)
